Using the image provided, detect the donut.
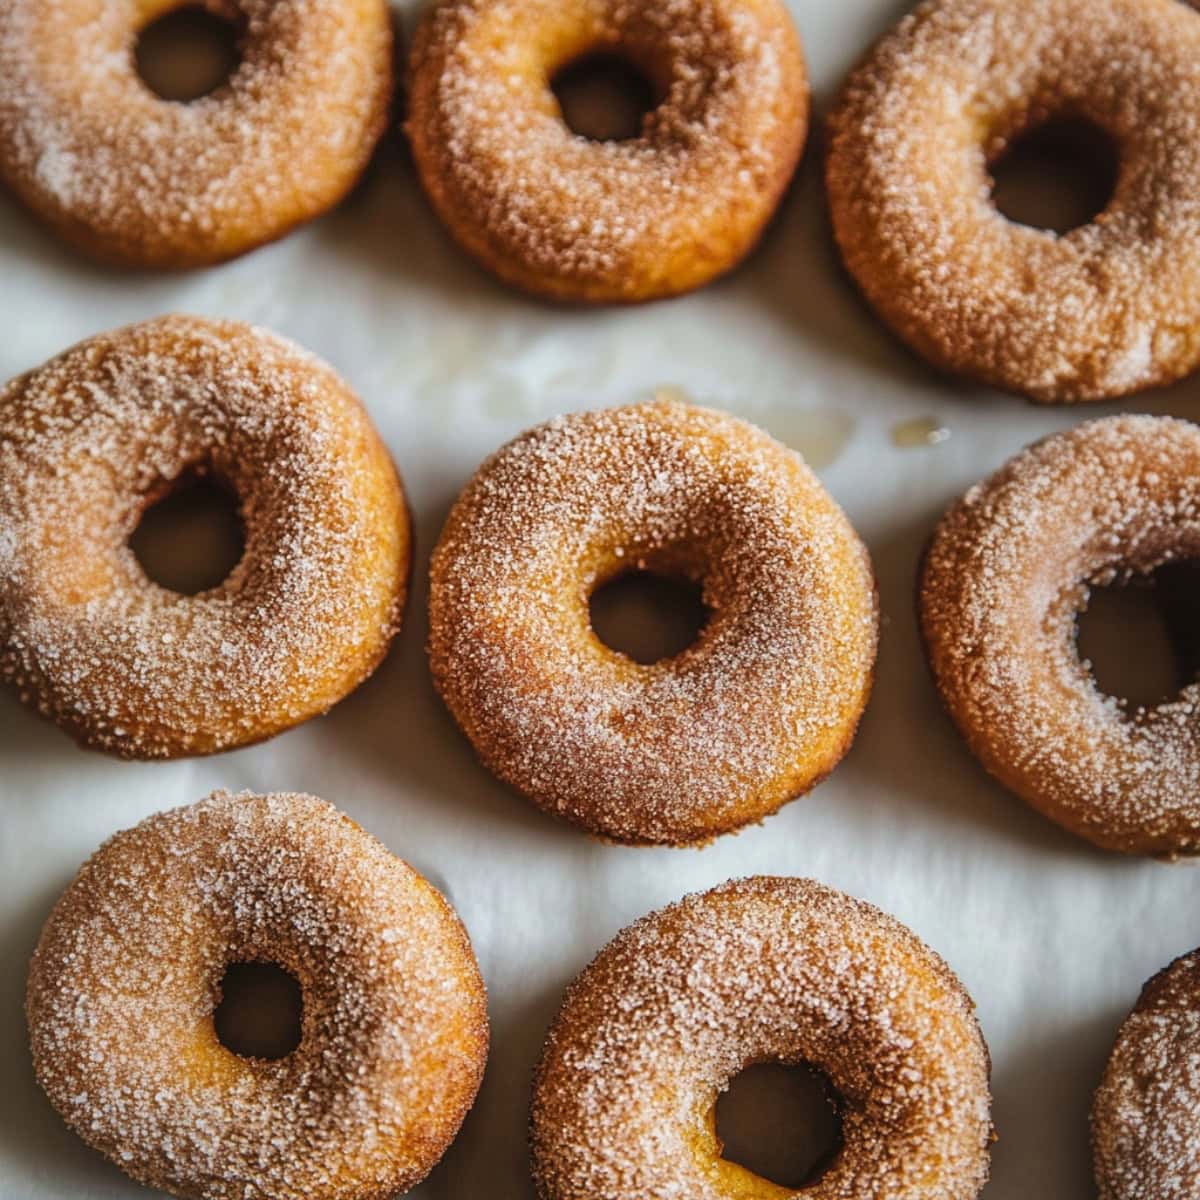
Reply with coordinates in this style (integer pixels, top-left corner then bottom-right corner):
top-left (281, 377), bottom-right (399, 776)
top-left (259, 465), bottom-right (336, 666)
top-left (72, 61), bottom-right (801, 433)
top-left (919, 415), bottom-right (1200, 857)
top-left (406, 0), bottom-right (808, 303)
top-left (1093, 949), bottom-right (1200, 1200)
top-left (0, 315), bottom-right (409, 759)
top-left (428, 400), bottom-right (878, 846)
top-left (0, 0), bottom-right (393, 268)
top-left (531, 876), bottom-right (993, 1200)
top-left (26, 790), bottom-right (489, 1200)
top-left (825, 0), bottom-right (1200, 403)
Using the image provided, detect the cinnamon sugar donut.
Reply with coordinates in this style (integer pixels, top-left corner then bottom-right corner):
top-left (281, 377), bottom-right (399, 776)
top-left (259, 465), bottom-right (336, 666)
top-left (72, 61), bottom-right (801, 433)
top-left (0, 315), bottom-right (409, 759)
top-left (1093, 949), bottom-right (1200, 1200)
top-left (0, 0), bottom-right (392, 268)
top-left (826, 0), bottom-right (1200, 403)
top-left (531, 877), bottom-right (993, 1200)
top-left (920, 415), bottom-right (1200, 857)
top-left (26, 790), bottom-right (489, 1200)
top-left (428, 400), bottom-right (878, 846)
top-left (406, 0), bottom-right (808, 303)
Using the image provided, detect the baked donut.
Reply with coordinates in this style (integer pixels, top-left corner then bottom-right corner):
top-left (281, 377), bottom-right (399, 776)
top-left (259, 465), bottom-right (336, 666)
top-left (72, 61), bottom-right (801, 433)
top-left (428, 400), bottom-right (877, 846)
top-left (0, 315), bottom-right (409, 759)
top-left (0, 0), bottom-right (392, 268)
top-left (531, 876), bottom-right (993, 1200)
top-left (919, 415), bottom-right (1200, 857)
top-left (1093, 949), bottom-right (1200, 1200)
top-left (26, 790), bottom-right (488, 1200)
top-left (826, 0), bottom-right (1200, 403)
top-left (406, 0), bottom-right (808, 303)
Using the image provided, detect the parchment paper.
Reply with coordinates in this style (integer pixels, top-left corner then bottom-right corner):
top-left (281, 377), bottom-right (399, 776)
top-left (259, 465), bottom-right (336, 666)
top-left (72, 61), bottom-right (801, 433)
top-left (3, 2), bottom-right (1200, 1196)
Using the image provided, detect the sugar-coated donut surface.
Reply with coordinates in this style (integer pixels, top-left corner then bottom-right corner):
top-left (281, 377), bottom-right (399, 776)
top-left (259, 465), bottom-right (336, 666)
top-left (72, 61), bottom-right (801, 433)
top-left (0, 0), bottom-right (393, 267)
top-left (531, 877), bottom-right (993, 1200)
top-left (826, 0), bottom-right (1200, 403)
top-left (920, 415), bottom-right (1200, 857)
top-left (25, 790), bottom-right (489, 1200)
top-left (406, 0), bottom-right (808, 302)
top-left (428, 400), bottom-right (877, 846)
top-left (0, 315), bottom-right (410, 759)
top-left (1093, 950), bottom-right (1200, 1200)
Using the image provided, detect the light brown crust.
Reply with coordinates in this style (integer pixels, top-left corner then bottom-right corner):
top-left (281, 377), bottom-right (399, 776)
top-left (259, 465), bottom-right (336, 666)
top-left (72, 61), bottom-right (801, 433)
top-left (427, 401), bottom-right (878, 846)
top-left (0, 315), bottom-right (411, 760)
top-left (1093, 949), bottom-right (1200, 1200)
top-left (0, 0), bottom-right (394, 268)
top-left (919, 415), bottom-right (1200, 857)
top-left (531, 876), bottom-right (993, 1200)
top-left (405, 0), bottom-right (808, 304)
top-left (25, 790), bottom-right (489, 1200)
top-left (826, 0), bottom-right (1200, 403)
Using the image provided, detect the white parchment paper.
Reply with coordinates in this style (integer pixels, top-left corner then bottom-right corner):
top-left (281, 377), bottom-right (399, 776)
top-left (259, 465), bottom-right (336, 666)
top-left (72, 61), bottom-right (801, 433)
top-left (3, 2), bottom-right (1200, 1196)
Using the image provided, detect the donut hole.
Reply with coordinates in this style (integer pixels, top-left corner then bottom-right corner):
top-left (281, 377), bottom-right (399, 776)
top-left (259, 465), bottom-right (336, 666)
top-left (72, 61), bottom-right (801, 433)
top-left (551, 52), bottom-right (661, 142)
top-left (135, 4), bottom-right (244, 103)
top-left (715, 1061), bottom-right (844, 1189)
top-left (588, 569), bottom-right (708, 663)
top-left (1075, 562), bottom-right (1200, 710)
top-left (214, 962), bottom-right (303, 1060)
top-left (129, 468), bottom-right (245, 595)
top-left (989, 116), bottom-right (1120, 234)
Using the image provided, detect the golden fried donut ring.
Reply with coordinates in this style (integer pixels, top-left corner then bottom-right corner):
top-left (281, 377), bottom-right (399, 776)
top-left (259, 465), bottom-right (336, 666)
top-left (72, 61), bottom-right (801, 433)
top-left (0, 315), bottom-right (409, 759)
top-left (428, 400), bottom-right (877, 846)
top-left (531, 877), bottom-right (993, 1200)
top-left (1093, 949), bottom-right (1200, 1200)
top-left (826, 0), bottom-right (1200, 403)
top-left (406, 0), bottom-right (808, 303)
top-left (26, 790), bottom-right (488, 1200)
top-left (0, 0), bottom-right (393, 267)
top-left (920, 415), bottom-right (1200, 857)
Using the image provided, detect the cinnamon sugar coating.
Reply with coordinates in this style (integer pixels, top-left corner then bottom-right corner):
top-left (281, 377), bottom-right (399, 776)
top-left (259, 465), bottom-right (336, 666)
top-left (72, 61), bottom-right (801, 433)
top-left (531, 877), bottom-right (993, 1200)
top-left (406, 0), bottom-right (808, 303)
top-left (428, 401), bottom-right (878, 846)
top-left (26, 790), bottom-right (489, 1200)
top-left (1093, 949), bottom-right (1200, 1200)
top-left (0, 0), bottom-right (393, 268)
top-left (0, 315), bottom-right (410, 759)
top-left (920, 415), bottom-right (1200, 856)
top-left (826, 0), bottom-right (1200, 403)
